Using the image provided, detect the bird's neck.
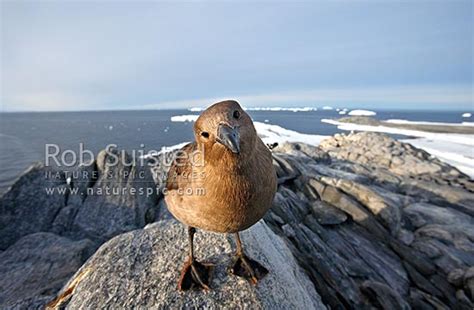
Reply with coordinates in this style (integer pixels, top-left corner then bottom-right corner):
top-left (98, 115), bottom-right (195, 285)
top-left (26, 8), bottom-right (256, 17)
top-left (198, 142), bottom-right (256, 174)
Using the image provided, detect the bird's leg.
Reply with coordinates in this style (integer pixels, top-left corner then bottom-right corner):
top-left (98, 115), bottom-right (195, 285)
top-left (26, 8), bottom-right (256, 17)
top-left (229, 233), bottom-right (268, 285)
top-left (178, 227), bottom-right (214, 291)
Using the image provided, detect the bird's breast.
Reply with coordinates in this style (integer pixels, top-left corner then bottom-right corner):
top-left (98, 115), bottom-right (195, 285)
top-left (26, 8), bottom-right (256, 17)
top-left (166, 142), bottom-right (277, 233)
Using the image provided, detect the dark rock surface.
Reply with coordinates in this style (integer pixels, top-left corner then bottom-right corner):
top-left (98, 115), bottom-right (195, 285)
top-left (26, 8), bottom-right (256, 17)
top-left (0, 132), bottom-right (473, 309)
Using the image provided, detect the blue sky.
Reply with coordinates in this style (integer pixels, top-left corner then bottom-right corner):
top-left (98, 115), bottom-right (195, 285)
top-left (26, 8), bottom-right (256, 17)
top-left (1, 1), bottom-right (472, 111)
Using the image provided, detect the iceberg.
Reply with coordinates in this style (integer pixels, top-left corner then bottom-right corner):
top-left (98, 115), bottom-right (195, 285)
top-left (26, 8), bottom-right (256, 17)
top-left (348, 110), bottom-right (376, 116)
top-left (170, 115), bottom-right (199, 122)
top-left (188, 107), bottom-right (204, 112)
top-left (242, 107), bottom-right (318, 112)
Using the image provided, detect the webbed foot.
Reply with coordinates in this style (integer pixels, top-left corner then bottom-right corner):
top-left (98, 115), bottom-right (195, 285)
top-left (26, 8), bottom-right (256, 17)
top-left (230, 254), bottom-right (268, 285)
top-left (178, 258), bottom-right (214, 291)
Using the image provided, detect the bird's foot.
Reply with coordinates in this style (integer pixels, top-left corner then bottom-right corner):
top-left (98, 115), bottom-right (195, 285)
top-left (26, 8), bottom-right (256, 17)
top-left (178, 258), bottom-right (214, 291)
top-left (229, 254), bottom-right (268, 285)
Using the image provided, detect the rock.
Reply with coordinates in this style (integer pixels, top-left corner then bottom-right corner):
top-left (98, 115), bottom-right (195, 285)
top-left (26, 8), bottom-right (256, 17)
top-left (48, 220), bottom-right (325, 309)
top-left (72, 148), bottom-right (159, 242)
top-left (401, 179), bottom-right (474, 216)
top-left (2, 132), bottom-right (474, 309)
top-left (448, 269), bottom-right (465, 287)
top-left (361, 280), bottom-right (410, 310)
top-left (0, 233), bottom-right (94, 309)
top-left (321, 177), bottom-right (402, 235)
top-left (273, 142), bottom-right (331, 164)
top-left (320, 132), bottom-right (469, 181)
top-left (272, 154), bottom-right (301, 183)
top-left (309, 200), bottom-right (347, 225)
top-left (465, 267), bottom-right (474, 299)
top-left (0, 163), bottom-right (67, 250)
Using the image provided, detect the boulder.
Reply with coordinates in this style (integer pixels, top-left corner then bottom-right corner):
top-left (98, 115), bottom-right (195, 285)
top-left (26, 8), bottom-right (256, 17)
top-left (48, 220), bottom-right (325, 309)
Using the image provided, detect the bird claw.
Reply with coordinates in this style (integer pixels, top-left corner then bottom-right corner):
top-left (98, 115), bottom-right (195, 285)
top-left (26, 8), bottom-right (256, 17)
top-left (178, 259), bottom-right (214, 291)
top-left (229, 254), bottom-right (268, 285)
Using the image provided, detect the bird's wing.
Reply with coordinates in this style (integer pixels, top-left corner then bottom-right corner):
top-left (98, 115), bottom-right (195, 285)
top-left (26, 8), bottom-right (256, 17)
top-left (166, 142), bottom-right (197, 191)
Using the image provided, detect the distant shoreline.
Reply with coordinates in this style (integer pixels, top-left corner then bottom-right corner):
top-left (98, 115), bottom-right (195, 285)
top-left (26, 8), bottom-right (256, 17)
top-left (336, 116), bottom-right (474, 135)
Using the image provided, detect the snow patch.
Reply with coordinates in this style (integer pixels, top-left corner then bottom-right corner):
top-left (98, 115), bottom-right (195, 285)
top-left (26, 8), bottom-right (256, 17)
top-left (254, 122), bottom-right (328, 145)
top-left (321, 119), bottom-right (474, 146)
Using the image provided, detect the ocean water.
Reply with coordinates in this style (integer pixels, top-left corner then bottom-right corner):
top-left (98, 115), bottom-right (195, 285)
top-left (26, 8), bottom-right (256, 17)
top-left (0, 109), bottom-right (470, 194)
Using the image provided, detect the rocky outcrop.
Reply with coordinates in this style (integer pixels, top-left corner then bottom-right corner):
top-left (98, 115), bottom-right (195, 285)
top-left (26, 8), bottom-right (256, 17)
top-left (0, 132), bottom-right (473, 309)
top-left (0, 148), bottom-right (159, 249)
top-left (48, 220), bottom-right (324, 309)
top-left (265, 134), bottom-right (474, 309)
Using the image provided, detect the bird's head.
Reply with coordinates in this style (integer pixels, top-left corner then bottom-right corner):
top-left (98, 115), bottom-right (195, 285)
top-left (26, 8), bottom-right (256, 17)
top-left (194, 100), bottom-right (257, 158)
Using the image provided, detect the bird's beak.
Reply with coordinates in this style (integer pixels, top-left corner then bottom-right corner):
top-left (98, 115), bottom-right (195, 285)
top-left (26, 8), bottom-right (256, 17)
top-left (216, 123), bottom-right (240, 154)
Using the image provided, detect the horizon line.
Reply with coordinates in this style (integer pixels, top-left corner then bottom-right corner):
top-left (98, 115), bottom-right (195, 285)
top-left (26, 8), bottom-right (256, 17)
top-left (1, 106), bottom-right (473, 114)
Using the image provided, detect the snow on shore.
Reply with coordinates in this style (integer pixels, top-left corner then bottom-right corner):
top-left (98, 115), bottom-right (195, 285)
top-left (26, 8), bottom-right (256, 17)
top-left (401, 138), bottom-right (474, 178)
top-left (386, 119), bottom-right (474, 127)
top-left (165, 114), bottom-right (473, 178)
top-left (169, 115), bottom-right (328, 146)
top-left (322, 119), bottom-right (474, 178)
top-left (348, 109), bottom-right (376, 116)
top-left (321, 119), bottom-right (474, 146)
top-left (254, 122), bottom-right (328, 145)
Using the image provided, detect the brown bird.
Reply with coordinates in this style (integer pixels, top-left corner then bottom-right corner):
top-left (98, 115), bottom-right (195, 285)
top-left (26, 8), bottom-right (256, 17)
top-left (165, 100), bottom-right (277, 290)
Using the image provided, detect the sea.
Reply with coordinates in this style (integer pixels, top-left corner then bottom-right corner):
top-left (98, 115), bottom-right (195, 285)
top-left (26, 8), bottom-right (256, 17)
top-left (0, 109), bottom-right (471, 194)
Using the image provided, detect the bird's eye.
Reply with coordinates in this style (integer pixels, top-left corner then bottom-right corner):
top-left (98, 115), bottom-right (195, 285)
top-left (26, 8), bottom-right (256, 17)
top-left (233, 110), bottom-right (241, 119)
top-left (201, 131), bottom-right (209, 138)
